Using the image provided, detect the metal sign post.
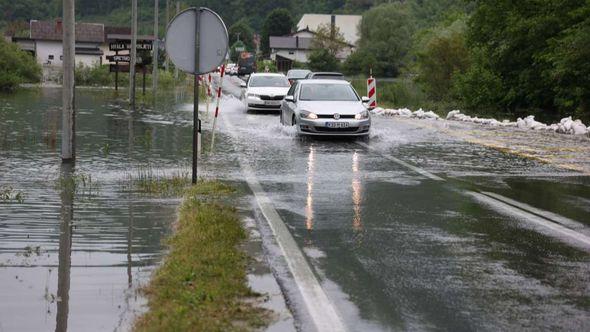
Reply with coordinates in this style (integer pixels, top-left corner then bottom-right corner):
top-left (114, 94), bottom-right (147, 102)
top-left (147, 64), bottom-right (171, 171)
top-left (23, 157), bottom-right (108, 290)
top-left (192, 11), bottom-right (200, 185)
top-left (166, 7), bottom-right (228, 184)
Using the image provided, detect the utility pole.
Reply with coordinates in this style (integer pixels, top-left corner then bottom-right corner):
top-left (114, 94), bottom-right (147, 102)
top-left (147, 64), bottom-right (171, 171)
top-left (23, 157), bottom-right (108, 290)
top-left (130, 0), bottom-right (138, 109)
top-left (164, 0), bottom-right (169, 71)
top-left (61, 0), bottom-right (75, 162)
top-left (152, 0), bottom-right (159, 92)
top-left (174, 1), bottom-right (180, 80)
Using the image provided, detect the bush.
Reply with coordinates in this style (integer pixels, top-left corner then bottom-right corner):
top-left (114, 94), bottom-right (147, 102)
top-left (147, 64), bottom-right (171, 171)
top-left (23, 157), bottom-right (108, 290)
top-left (307, 48), bottom-right (339, 72)
top-left (0, 38), bottom-right (41, 91)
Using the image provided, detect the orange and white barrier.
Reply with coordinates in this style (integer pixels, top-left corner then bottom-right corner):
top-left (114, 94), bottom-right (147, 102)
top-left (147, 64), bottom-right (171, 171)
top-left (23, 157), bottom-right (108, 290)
top-left (210, 63), bottom-right (226, 151)
top-left (367, 77), bottom-right (376, 109)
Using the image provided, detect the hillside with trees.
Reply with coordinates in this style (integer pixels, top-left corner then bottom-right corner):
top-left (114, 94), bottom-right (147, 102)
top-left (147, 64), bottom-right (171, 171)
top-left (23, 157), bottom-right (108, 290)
top-left (1, 0), bottom-right (588, 119)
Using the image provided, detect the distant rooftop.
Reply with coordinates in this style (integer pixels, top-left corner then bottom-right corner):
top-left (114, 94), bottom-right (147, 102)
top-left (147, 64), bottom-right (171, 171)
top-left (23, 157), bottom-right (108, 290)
top-left (297, 14), bottom-right (362, 46)
top-left (30, 19), bottom-right (104, 43)
top-left (269, 36), bottom-right (312, 50)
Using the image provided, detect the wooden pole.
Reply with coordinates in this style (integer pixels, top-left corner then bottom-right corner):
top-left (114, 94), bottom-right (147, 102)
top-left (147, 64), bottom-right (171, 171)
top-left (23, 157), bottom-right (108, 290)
top-left (61, 0), bottom-right (75, 161)
top-left (152, 0), bottom-right (159, 92)
top-left (130, 0), bottom-right (138, 109)
top-left (164, 0), bottom-right (169, 72)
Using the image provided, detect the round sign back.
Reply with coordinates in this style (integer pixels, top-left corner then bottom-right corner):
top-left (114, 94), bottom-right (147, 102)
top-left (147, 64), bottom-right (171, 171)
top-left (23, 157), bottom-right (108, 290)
top-left (165, 7), bottom-right (228, 74)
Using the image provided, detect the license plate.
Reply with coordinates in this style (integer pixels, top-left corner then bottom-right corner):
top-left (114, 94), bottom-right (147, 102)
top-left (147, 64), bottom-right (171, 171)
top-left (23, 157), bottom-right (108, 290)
top-left (325, 122), bottom-right (350, 128)
top-left (264, 100), bottom-right (280, 105)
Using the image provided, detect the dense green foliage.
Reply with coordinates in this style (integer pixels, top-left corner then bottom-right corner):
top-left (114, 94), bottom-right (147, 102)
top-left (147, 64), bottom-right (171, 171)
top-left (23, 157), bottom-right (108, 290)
top-left (261, 9), bottom-right (294, 56)
top-left (0, 38), bottom-right (41, 91)
top-left (308, 48), bottom-right (340, 72)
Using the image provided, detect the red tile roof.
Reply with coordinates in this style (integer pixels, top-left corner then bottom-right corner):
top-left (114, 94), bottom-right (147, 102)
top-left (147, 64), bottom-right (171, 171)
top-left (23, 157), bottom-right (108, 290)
top-left (30, 20), bottom-right (104, 43)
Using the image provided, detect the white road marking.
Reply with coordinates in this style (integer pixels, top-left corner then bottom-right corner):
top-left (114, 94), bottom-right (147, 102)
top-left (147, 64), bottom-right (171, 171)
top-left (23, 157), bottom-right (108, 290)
top-left (222, 116), bottom-right (348, 332)
top-left (357, 140), bottom-right (590, 251)
top-left (356, 141), bottom-right (444, 181)
top-left (481, 191), bottom-right (590, 232)
top-left (469, 191), bottom-right (590, 252)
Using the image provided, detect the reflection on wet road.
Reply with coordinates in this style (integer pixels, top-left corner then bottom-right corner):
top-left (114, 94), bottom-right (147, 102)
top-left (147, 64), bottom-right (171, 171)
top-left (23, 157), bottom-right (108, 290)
top-left (212, 77), bottom-right (590, 331)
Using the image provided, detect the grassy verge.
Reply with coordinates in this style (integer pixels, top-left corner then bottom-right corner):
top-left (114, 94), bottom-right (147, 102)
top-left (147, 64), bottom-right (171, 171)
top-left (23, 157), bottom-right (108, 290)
top-left (134, 180), bottom-right (270, 332)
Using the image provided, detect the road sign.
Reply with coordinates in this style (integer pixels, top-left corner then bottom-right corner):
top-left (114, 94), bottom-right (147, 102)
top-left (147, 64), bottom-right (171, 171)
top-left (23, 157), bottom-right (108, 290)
top-left (165, 7), bottom-right (229, 184)
top-left (109, 40), bottom-right (153, 51)
top-left (165, 7), bottom-right (229, 74)
top-left (106, 55), bottom-right (143, 63)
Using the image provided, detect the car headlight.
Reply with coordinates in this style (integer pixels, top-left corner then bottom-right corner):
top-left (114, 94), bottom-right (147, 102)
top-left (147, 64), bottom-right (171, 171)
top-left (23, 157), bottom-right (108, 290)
top-left (247, 93), bottom-right (260, 99)
top-left (301, 111), bottom-right (318, 119)
top-left (355, 110), bottom-right (369, 120)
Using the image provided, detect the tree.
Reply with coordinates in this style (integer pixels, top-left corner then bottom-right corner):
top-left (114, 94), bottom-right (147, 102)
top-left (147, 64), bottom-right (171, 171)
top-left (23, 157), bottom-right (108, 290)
top-left (261, 8), bottom-right (294, 56)
top-left (307, 48), bottom-right (339, 72)
top-left (356, 3), bottom-right (414, 77)
top-left (415, 18), bottom-right (470, 101)
top-left (466, 0), bottom-right (590, 117)
top-left (310, 23), bottom-right (348, 57)
top-left (228, 19), bottom-right (255, 52)
top-left (0, 38), bottom-right (41, 91)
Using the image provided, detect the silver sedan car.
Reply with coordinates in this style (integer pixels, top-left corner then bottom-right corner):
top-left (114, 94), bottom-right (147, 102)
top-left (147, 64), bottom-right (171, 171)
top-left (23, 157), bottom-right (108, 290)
top-left (280, 79), bottom-right (371, 136)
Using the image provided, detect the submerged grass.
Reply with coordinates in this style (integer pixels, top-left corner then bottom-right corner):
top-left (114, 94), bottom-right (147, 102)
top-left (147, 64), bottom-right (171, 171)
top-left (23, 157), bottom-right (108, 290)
top-left (125, 166), bottom-right (191, 196)
top-left (134, 180), bottom-right (270, 332)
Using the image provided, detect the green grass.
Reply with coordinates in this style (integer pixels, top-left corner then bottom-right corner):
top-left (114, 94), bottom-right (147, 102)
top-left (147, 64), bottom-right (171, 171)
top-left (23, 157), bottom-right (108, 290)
top-left (134, 180), bottom-right (270, 332)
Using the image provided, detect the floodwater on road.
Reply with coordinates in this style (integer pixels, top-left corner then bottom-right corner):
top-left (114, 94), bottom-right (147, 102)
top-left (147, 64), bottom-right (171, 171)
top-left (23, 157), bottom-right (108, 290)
top-left (2, 82), bottom-right (590, 331)
top-left (209, 77), bottom-right (590, 331)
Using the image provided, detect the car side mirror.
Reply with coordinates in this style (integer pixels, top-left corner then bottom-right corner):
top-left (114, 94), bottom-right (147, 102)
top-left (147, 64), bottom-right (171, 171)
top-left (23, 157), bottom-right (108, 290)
top-left (284, 95), bottom-right (295, 103)
top-left (240, 81), bottom-right (246, 88)
top-left (361, 96), bottom-right (370, 103)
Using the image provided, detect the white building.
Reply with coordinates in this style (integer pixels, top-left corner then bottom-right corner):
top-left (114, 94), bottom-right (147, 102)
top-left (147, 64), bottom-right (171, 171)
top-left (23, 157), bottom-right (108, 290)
top-left (297, 14), bottom-right (362, 46)
top-left (269, 14), bottom-right (361, 71)
top-left (28, 19), bottom-right (105, 67)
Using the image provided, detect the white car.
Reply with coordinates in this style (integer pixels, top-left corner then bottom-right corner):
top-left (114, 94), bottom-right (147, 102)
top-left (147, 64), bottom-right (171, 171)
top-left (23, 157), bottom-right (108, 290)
top-left (280, 79), bottom-right (371, 136)
top-left (240, 73), bottom-right (290, 112)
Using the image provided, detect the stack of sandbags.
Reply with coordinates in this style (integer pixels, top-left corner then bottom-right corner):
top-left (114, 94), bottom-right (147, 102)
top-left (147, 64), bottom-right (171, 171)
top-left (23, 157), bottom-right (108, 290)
top-left (446, 110), bottom-right (589, 136)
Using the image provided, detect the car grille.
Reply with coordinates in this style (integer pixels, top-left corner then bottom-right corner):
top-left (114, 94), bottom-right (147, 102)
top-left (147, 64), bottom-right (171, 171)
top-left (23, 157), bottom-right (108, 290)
top-left (248, 104), bottom-right (280, 109)
top-left (317, 114), bottom-right (355, 119)
top-left (259, 95), bottom-right (285, 100)
top-left (313, 126), bottom-right (360, 132)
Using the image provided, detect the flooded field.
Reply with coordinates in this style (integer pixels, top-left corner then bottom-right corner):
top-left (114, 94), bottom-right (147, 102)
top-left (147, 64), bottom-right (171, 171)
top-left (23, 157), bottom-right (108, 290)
top-left (0, 87), bottom-right (196, 331)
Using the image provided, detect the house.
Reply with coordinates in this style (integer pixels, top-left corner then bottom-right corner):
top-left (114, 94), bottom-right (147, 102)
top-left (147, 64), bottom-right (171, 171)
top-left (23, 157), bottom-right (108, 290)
top-left (297, 14), bottom-right (362, 46)
top-left (269, 14), bottom-right (361, 71)
top-left (28, 19), bottom-right (105, 67)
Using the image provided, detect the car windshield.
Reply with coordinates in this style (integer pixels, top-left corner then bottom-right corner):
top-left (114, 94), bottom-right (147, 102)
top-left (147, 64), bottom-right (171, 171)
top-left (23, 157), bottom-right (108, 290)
top-left (249, 76), bottom-right (290, 87)
top-left (287, 70), bottom-right (310, 79)
top-left (299, 84), bottom-right (359, 101)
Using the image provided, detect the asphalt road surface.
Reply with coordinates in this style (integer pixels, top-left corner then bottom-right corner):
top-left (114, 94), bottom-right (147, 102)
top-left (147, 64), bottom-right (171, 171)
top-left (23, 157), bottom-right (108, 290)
top-left (208, 76), bottom-right (590, 331)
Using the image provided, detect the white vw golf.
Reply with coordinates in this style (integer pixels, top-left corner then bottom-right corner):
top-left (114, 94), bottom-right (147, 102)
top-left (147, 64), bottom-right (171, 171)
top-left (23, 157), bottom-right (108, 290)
top-left (240, 73), bottom-right (291, 112)
top-left (280, 79), bottom-right (371, 136)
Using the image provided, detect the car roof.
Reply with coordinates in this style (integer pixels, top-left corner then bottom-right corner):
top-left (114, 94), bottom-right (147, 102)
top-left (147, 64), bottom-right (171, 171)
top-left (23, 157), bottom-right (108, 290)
top-left (250, 73), bottom-right (286, 77)
top-left (310, 72), bottom-right (344, 76)
top-left (297, 79), bottom-right (350, 85)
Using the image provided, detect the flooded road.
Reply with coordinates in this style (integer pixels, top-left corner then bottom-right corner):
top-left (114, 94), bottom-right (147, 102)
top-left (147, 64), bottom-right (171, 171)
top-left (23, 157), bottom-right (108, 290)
top-left (209, 77), bottom-right (590, 331)
top-left (1, 82), bottom-right (590, 331)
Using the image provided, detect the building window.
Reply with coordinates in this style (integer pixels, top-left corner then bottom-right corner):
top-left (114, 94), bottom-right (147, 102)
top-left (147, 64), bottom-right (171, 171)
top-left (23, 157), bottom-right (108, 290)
top-left (48, 55), bottom-right (54, 60)
top-left (288, 51), bottom-right (294, 55)
top-left (60, 55), bottom-right (63, 60)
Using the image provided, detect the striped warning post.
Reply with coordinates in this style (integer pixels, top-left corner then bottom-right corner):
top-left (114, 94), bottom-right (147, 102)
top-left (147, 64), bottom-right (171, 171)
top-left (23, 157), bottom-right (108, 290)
top-left (367, 77), bottom-right (376, 109)
top-left (210, 63), bottom-right (226, 151)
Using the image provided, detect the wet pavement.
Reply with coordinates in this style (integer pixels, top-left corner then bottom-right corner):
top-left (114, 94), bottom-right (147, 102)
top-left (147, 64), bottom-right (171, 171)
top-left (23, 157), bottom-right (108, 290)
top-left (208, 77), bottom-right (590, 331)
top-left (2, 82), bottom-right (590, 331)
